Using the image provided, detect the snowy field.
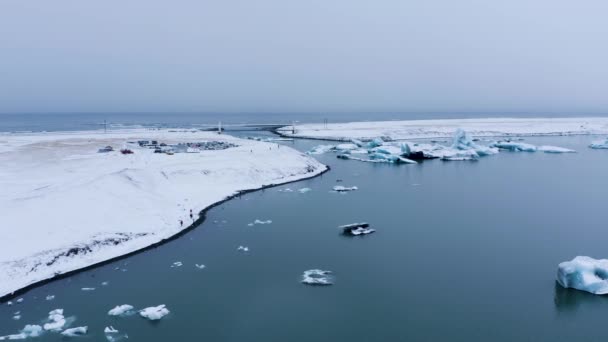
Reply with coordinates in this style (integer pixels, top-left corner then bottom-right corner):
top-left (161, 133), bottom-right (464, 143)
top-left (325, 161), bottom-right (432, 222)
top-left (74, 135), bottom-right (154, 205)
top-left (0, 129), bottom-right (326, 298)
top-left (277, 117), bottom-right (608, 141)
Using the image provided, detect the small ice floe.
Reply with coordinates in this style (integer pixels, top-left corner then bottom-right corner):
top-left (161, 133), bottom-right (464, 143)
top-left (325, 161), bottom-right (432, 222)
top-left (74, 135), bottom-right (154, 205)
top-left (46, 295), bottom-right (55, 301)
top-left (171, 261), bottom-right (183, 268)
top-left (101, 281), bottom-right (109, 286)
top-left (237, 246), bottom-right (249, 252)
top-left (301, 269), bottom-right (333, 286)
top-left (16, 298), bottom-right (23, 303)
top-left (108, 304), bottom-right (134, 316)
top-left (195, 264), bottom-right (206, 269)
top-left (333, 185), bottom-right (358, 192)
top-left (81, 287), bottom-right (96, 291)
top-left (339, 223), bottom-right (376, 236)
top-left (278, 188), bottom-right (293, 192)
top-left (492, 141), bottom-right (537, 152)
top-left (248, 219), bottom-right (272, 226)
top-left (43, 309), bottom-right (66, 331)
top-left (104, 326), bottom-right (119, 334)
top-left (307, 145), bottom-right (334, 155)
top-left (12, 314), bottom-right (21, 320)
top-left (537, 145), bottom-right (576, 153)
top-left (590, 138), bottom-right (608, 149)
top-left (557, 256), bottom-right (608, 295)
top-left (7, 301), bottom-right (12, 306)
top-left (298, 187), bottom-right (312, 193)
top-left (61, 326), bottom-right (88, 337)
top-left (0, 325), bottom-right (43, 340)
top-left (139, 305), bottom-right (170, 321)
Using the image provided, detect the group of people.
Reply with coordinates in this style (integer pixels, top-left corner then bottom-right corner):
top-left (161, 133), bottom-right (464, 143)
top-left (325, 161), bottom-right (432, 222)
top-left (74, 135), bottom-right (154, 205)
top-left (179, 209), bottom-right (195, 227)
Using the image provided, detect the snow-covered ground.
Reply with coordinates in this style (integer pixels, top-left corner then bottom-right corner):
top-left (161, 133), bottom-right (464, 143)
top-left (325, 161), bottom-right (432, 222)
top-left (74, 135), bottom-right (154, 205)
top-left (0, 129), bottom-right (326, 299)
top-left (277, 117), bottom-right (608, 141)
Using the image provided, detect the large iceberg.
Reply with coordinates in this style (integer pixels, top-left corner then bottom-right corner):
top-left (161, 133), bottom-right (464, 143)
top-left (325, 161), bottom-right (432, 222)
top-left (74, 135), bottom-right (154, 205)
top-left (557, 256), bottom-right (608, 294)
top-left (589, 138), bottom-right (608, 149)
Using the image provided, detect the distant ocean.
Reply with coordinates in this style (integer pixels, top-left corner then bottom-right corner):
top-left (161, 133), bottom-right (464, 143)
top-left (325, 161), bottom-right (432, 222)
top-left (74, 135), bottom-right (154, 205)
top-left (0, 112), bottom-right (596, 133)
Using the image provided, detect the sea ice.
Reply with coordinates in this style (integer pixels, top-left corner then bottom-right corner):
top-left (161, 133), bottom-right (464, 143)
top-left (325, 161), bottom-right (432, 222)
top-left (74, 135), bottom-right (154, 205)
top-left (237, 246), bottom-right (249, 252)
top-left (13, 314), bottom-right (21, 320)
top-left (108, 304), bottom-right (134, 316)
top-left (104, 326), bottom-right (119, 334)
top-left (557, 256), bottom-right (608, 295)
top-left (139, 305), bottom-right (170, 320)
top-left (298, 187), bottom-right (312, 193)
top-left (333, 185), bottom-right (358, 192)
top-left (307, 145), bottom-right (334, 155)
top-left (301, 269), bottom-right (333, 286)
top-left (492, 141), bottom-right (537, 152)
top-left (589, 138), bottom-right (608, 149)
top-left (16, 298), bottom-right (23, 303)
top-left (537, 145), bottom-right (576, 153)
top-left (101, 281), bottom-right (109, 286)
top-left (171, 261), bottom-right (183, 268)
top-left (61, 326), bottom-right (88, 337)
top-left (0, 325), bottom-right (43, 340)
top-left (195, 264), bottom-right (206, 269)
top-left (43, 309), bottom-right (66, 331)
top-left (81, 287), bottom-right (95, 291)
top-left (46, 295), bottom-right (55, 301)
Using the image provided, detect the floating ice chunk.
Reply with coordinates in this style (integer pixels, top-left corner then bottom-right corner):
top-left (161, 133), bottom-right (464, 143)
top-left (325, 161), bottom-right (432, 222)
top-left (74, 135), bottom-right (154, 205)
top-left (253, 219), bottom-right (272, 225)
top-left (237, 246), bottom-right (249, 252)
top-left (101, 281), bottom-right (109, 286)
top-left (351, 227), bottom-right (376, 235)
top-left (16, 298), bottom-right (23, 303)
top-left (298, 187), bottom-right (312, 193)
top-left (7, 301), bottom-right (12, 306)
top-left (43, 309), bottom-right (66, 331)
top-left (278, 188), bottom-right (293, 192)
top-left (333, 185), bottom-right (358, 192)
top-left (139, 305), bottom-right (169, 320)
top-left (61, 326), bottom-right (88, 337)
top-left (0, 325), bottom-right (44, 340)
top-left (351, 139), bottom-right (365, 147)
top-left (537, 145), bottom-right (576, 153)
top-left (13, 314), bottom-right (21, 320)
top-left (46, 295), bottom-right (55, 301)
top-left (590, 138), bottom-right (608, 149)
top-left (450, 129), bottom-right (499, 157)
top-left (366, 138), bottom-right (384, 148)
top-left (492, 141), bottom-right (537, 152)
top-left (302, 269), bottom-right (333, 286)
top-left (557, 256), bottom-right (608, 294)
top-left (339, 223), bottom-right (376, 236)
top-left (81, 287), bottom-right (95, 291)
top-left (104, 326), bottom-right (119, 334)
top-left (334, 143), bottom-right (359, 151)
top-left (306, 145), bottom-right (334, 155)
top-left (171, 261), bottom-right (183, 268)
top-left (108, 304), bottom-right (134, 316)
top-left (195, 264), bottom-right (206, 269)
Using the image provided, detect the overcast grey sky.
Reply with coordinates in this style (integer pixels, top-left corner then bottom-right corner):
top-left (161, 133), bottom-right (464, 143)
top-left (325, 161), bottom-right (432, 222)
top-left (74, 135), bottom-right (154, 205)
top-left (1, 0), bottom-right (607, 114)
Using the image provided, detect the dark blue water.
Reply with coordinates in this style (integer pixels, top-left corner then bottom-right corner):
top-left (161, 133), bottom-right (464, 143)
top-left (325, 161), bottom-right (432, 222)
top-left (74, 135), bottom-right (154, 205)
top-left (2, 134), bottom-right (608, 341)
top-left (0, 112), bottom-right (595, 133)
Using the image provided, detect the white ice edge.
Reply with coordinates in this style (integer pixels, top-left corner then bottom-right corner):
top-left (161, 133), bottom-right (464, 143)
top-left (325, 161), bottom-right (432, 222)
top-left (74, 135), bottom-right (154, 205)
top-left (0, 129), bottom-right (327, 298)
top-left (277, 117), bottom-right (608, 141)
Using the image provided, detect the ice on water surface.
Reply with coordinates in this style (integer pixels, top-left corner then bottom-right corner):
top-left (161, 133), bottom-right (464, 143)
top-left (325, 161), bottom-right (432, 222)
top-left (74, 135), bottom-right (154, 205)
top-left (61, 326), bottom-right (88, 337)
top-left (108, 304), bottom-right (134, 316)
top-left (302, 269), bottom-right (333, 286)
top-left (43, 309), bottom-right (66, 331)
top-left (557, 256), bottom-right (608, 295)
top-left (139, 305), bottom-right (170, 321)
top-left (589, 138), bottom-right (608, 149)
top-left (0, 325), bottom-right (43, 340)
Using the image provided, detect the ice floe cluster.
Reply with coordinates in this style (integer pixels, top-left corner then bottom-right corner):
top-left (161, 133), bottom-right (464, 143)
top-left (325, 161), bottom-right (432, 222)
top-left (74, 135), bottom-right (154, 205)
top-left (308, 129), bottom-right (577, 164)
top-left (557, 256), bottom-right (608, 295)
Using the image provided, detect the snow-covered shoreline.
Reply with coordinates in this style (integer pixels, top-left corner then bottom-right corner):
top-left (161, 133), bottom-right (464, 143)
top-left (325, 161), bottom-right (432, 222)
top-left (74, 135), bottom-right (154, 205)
top-left (276, 117), bottom-right (608, 141)
top-left (0, 129), bottom-right (327, 299)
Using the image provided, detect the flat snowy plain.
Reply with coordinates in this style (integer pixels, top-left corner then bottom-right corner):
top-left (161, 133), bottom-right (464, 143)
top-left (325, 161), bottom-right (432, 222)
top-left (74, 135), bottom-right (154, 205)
top-left (277, 117), bottom-right (608, 141)
top-left (0, 129), bottom-right (326, 298)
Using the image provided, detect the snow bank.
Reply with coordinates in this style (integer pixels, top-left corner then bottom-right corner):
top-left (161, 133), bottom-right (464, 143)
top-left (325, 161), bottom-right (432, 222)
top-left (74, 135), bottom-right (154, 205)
top-left (557, 256), bottom-right (608, 295)
top-left (139, 305), bottom-right (170, 320)
top-left (278, 117), bottom-right (608, 141)
top-left (0, 129), bottom-right (326, 298)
